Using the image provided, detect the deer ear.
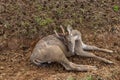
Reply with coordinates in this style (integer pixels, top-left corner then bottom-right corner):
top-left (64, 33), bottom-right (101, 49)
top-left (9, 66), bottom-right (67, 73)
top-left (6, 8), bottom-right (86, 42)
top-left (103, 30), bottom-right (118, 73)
top-left (67, 25), bottom-right (73, 35)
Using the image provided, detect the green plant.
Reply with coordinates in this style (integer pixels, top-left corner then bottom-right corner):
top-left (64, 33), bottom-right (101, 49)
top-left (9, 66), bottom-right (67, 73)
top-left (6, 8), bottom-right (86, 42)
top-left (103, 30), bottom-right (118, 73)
top-left (86, 75), bottom-right (93, 80)
top-left (66, 76), bottom-right (76, 80)
top-left (21, 21), bottom-right (30, 27)
top-left (81, 75), bottom-right (93, 80)
top-left (35, 17), bottom-right (53, 26)
top-left (113, 5), bottom-right (119, 12)
top-left (36, 4), bottom-right (42, 11)
top-left (56, 8), bottom-right (63, 15)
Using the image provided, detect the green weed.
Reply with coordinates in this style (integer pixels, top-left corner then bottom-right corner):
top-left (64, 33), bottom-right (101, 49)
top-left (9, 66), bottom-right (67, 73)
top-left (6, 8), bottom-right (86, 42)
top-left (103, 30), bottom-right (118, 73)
top-left (35, 17), bottom-right (53, 26)
top-left (81, 75), bottom-right (93, 80)
top-left (66, 76), bottom-right (76, 80)
top-left (36, 4), bottom-right (42, 11)
top-left (86, 75), bottom-right (93, 80)
top-left (113, 5), bottom-right (119, 12)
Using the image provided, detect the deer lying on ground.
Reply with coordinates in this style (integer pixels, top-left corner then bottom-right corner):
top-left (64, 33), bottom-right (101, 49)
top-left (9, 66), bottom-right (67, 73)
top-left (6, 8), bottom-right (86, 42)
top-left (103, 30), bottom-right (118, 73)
top-left (30, 25), bottom-right (113, 71)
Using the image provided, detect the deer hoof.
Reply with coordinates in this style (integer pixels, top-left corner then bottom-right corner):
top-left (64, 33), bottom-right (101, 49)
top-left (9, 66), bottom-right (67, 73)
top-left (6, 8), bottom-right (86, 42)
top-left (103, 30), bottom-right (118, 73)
top-left (90, 66), bottom-right (98, 70)
top-left (107, 60), bottom-right (114, 64)
top-left (106, 50), bottom-right (113, 53)
top-left (89, 66), bottom-right (98, 71)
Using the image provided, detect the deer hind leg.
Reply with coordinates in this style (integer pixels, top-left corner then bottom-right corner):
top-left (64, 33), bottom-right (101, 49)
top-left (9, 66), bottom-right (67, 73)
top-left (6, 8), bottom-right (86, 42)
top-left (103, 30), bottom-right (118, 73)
top-left (30, 53), bottom-right (48, 66)
top-left (76, 50), bottom-right (113, 64)
top-left (59, 55), bottom-right (97, 71)
top-left (53, 46), bottom-right (97, 71)
top-left (32, 59), bottom-right (47, 66)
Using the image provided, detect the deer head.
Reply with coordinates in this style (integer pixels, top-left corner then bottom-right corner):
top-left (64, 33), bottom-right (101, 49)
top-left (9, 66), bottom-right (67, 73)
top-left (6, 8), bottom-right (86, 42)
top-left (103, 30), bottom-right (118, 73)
top-left (54, 25), bottom-right (81, 54)
top-left (66, 25), bottom-right (81, 53)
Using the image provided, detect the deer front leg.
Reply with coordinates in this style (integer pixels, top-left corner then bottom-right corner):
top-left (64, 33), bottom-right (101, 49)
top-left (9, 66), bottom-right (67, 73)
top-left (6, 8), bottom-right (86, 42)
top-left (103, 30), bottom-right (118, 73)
top-left (75, 37), bottom-right (113, 63)
top-left (82, 43), bottom-right (113, 53)
top-left (59, 56), bottom-right (97, 71)
top-left (76, 50), bottom-right (113, 64)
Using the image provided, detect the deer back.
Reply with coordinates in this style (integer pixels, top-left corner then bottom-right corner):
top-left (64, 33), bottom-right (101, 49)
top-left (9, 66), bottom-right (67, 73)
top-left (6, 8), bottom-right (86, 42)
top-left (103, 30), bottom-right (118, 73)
top-left (33, 34), bottom-right (70, 56)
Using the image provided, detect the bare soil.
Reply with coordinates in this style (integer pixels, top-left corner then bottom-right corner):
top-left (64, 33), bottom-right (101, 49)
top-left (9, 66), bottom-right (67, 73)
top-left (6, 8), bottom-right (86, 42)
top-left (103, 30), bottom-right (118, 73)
top-left (0, 0), bottom-right (120, 80)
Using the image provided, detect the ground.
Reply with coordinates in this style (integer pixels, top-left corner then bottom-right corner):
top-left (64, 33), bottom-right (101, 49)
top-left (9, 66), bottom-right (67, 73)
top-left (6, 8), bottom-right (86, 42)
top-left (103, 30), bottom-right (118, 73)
top-left (0, 0), bottom-right (120, 80)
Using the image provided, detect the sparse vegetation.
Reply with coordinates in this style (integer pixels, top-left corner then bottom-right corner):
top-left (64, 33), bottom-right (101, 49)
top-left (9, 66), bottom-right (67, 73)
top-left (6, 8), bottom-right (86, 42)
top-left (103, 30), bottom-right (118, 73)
top-left (67, 76), bottom-right (76, 80)
top-left (35, 17), bottom-right (53, 26)
top-left (0, 0), bottom-right (120, 80)
top-left (85, 75), bottom-right (93, 80)
top-left (80, 75), bottom-right (93, 80)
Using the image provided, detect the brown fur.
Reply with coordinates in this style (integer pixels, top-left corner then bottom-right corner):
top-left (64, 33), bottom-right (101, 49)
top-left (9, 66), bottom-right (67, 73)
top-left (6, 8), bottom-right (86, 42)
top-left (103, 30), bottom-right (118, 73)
top-left (30, 26), bottom-right (113, 71)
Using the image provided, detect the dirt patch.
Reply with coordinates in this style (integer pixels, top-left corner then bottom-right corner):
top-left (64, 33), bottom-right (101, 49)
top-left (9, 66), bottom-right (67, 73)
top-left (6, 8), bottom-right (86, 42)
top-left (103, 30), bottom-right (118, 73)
top-left (0, 0), bottom-right (120, 80)
top-left (0, 25), bottom-right (120, 80)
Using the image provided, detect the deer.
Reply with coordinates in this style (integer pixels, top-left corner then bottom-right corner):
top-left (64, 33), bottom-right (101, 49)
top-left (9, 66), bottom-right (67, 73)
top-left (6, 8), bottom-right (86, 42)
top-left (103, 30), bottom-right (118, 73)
top-left (30, 25), bottom-right (113, 71)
